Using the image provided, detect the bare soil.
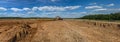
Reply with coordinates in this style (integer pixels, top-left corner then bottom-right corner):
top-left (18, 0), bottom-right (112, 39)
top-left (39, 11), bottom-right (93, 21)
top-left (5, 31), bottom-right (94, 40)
top-left (0, 19), bottom-right (120, 42)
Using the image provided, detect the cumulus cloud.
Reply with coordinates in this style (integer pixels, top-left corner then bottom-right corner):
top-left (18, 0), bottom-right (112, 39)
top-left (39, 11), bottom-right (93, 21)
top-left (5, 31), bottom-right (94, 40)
top-left (11, 8), bottom-right (23, 12)
top-left (65, 6), bottom-right (81, 10)
top-left (9, 6), bottom-right (80, 12)
top-left (0, 7), bottom-right (7, 11)
top-left (23, 8), bottom-right (31, 11)
top-left (32, 7), bottom-right (38, 11)
top-left (105, 9), bottom-right (120, 13)
top-left (93, 8), bottom-right (107, 11)
top-left (27, 11), bottom-right (34, 14)
top-left (91, 8), bottom-right (120, 14)
top-left (38, 6), bottom-right (65, 11)
top-left (38, 6), bottom-right (80, 11)
top-left (85, 6), bottom-right (103, 9)
top-left (107, 3), bottom-right (114, 7)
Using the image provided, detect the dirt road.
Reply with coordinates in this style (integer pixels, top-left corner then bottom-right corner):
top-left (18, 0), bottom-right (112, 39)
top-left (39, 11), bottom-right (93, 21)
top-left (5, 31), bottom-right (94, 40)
top-left (0, 20), bottom-right (120, 42)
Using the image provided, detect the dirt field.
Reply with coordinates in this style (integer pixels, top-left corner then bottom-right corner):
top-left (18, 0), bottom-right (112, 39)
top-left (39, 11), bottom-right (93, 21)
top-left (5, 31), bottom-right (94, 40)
top-left (0, 19), bottom-right (120, 42)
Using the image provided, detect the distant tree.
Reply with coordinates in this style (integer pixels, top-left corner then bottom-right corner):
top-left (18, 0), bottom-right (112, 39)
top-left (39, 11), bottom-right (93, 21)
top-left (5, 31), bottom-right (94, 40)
top-left (80, 12), bottom-right (120, 20)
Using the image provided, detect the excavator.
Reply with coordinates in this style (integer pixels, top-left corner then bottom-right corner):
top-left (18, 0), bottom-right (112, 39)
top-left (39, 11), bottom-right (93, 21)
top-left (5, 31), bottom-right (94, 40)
top-left (55, 16), bottom-right (63, 20)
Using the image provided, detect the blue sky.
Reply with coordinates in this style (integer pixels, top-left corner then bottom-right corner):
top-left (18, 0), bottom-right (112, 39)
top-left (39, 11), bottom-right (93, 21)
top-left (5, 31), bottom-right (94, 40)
top-left (0, 0), bottom-right (120, 18)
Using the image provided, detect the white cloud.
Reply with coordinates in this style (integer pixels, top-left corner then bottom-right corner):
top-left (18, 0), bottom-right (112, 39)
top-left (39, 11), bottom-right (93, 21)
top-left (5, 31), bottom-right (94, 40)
top-left (85, 6), bottom-right (103, 9)
top-left (0, 7), bottom-right (7, 11)
top-left (119, 8), bottom-right (120, 10)
top-left (23, 8), bottom-right (31, 11)
top-left (38, 6), bottom-right (65, 11)
top-left (27, 11), bottom-right (34, 14)
top-left (93, 8), bottom-right (107, 11)
top-left (9, 6), bottom-right (80, 12)
top-left (38, 6), bottom-right (80, 11)
top-left (65, 6), bottom-right (81, 10)
top-left (107, 3), bottom-right (114, 7)
top-left (32, 7), bottom-right (38, 11)
top-left (11, 8), bottom-right (23, 12)
top-left (90, 8), bottom-right (120, 14)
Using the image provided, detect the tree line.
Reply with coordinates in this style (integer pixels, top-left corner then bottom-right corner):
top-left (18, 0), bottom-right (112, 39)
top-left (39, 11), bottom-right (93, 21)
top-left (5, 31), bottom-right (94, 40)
top-left (80, 12), bottom-right (120, 20)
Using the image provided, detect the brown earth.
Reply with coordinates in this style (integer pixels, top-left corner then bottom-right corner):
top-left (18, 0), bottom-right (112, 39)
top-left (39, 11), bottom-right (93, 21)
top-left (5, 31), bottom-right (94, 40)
top-left (0, 19), bottom-right (120, 42)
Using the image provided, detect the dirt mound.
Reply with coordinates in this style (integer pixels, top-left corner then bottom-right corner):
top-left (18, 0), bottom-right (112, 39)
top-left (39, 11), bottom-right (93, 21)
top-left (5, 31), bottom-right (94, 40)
top-left (0, 19), bottom-right (120, 42)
